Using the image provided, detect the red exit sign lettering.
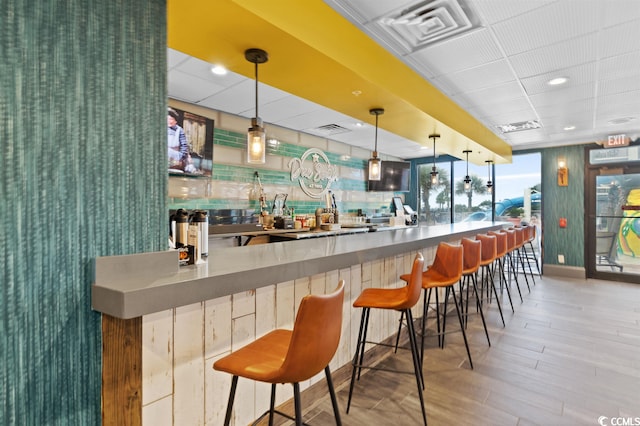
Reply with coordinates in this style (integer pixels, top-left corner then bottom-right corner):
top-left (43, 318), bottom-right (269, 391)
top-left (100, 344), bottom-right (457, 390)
top-left (605, 134), bottom-right (630, 148)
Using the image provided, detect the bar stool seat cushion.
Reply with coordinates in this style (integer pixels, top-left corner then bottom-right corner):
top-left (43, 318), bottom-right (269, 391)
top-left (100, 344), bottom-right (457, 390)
top-left (214, 282), bottom-right (344, 384)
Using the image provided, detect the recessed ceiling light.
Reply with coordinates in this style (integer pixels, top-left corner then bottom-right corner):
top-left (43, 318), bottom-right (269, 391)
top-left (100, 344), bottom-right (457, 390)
top-left (564, 125), bottom-right (576, 131)
top-left (211, 65), bottom-right (227, 75)
top-left (547, 76), bottom-right (569, 86)
top-left (355, 122), bottom-right (364, 128)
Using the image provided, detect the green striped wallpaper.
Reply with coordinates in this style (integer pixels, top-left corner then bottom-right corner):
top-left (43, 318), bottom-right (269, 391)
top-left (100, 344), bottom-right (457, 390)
top-left (542, 146), bottom-right (585, 267)
top-left (1, 0), bottom-right (167, 423)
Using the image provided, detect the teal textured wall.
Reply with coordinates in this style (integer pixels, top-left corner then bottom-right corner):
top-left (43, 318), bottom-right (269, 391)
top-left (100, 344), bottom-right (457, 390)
top-left (1, 1), bottom-right (167, 423)
top-left (541, 146), bottom-right (585, 267)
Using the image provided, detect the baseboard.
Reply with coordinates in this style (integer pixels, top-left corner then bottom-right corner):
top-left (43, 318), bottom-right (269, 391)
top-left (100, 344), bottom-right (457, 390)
top-left (543, 263), bottom-right (585, 279)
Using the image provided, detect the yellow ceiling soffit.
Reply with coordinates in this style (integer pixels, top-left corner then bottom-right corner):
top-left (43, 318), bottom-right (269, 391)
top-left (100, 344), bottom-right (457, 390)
top-left (167, 0), bottom-right (512, 164)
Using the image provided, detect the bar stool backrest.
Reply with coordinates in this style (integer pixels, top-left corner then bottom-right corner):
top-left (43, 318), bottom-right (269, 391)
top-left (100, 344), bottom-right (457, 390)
top-left (476, 234), bottom-right (497, 264)
top-left (514, 227), bottom-right (525, 248)
top-left (488, 231), bottom-right (507, 257)
top-left (504, 229), bottom-right (516, 251)
top-left (398, 252), bottom-right (425, 310)
top-left (278, 280), bottom-right (345, 383)
top-left (428, 242), bottom-right (463, 282)
top-left (461, 238), bottom-right (481, 274)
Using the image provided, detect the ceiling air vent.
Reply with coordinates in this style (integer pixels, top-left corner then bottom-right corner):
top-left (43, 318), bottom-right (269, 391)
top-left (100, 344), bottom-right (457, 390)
top-left (311, 124), bottom-right (352, 136)
top-left (377, 0), bottom-right (479, 53)
top-left (496, 120), bottom-right (542, 134)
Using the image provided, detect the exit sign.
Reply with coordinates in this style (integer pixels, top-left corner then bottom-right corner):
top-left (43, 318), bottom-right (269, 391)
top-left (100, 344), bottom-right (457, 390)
top-left (605, 134), bottom-right (630, 148)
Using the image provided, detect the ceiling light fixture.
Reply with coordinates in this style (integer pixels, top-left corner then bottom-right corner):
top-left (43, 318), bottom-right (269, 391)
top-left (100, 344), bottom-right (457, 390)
top-left (563, 125), bottom-right (576, 131)
top-left (463, 149), bottom-right (472, 193)
top-left (485, 160), bottom-right (493, 193)
top-left (245, 48), bottom-right (268, 164)
top-left (429, 133), bottom-right (440, 185)
top-left (210, 65), bottom-right (227, 75)
top-left (547, 76), bottom-right (568, 86)
top-left (368, 108), bottom-right (384, 181)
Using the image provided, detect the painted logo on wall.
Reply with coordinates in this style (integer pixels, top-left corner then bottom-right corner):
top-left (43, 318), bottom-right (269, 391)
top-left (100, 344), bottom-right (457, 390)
top-left (288, 148), bottom-right (339, 198)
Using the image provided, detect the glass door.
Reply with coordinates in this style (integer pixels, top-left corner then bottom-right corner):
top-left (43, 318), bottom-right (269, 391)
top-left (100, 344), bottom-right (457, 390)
top-left (587, 165), bottom-right (640, 282)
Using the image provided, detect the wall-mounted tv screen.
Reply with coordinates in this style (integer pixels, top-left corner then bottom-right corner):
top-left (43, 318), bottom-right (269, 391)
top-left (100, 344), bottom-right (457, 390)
top-left (367, 161), bottom-right (411, 192)
top-left (168, 107), bottom-right (214, 177)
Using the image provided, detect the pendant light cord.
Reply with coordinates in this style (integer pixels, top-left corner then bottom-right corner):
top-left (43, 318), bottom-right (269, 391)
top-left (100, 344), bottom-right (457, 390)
top-left (374, 113), bottom-right (379, 153)
top-left (254, 61), bottom-right (259, 118)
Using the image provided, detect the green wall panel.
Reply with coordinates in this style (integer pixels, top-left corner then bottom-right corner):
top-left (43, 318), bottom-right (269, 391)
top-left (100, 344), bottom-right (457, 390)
top-left (542, 146), bottom-right (585, 267)
top-left (1, 0), bottom-right (167, 423)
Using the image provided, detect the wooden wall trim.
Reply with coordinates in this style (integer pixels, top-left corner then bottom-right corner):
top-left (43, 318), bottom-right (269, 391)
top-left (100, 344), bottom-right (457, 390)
top-left (102, 314), bottom-right (142, 426)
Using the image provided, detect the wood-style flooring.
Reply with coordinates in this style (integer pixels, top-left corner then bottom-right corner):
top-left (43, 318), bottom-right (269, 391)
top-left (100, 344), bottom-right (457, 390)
top-left (296, 274), bottom-right (640, 425)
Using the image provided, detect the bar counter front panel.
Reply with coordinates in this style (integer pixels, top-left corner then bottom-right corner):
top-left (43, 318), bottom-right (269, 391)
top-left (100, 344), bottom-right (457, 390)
top-left (94, 221), bottom-right (506, 425)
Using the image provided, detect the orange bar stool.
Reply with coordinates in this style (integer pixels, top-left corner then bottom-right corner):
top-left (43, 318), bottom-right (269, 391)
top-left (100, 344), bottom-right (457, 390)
top-left (419, 242), bottom-right (473, 369)
top-left (476, 234), bottom-right (506, 327)
top-left (519, 225), bottom-right (540, 280)
top-left (459, 238), bottom-right (491, 347)
top-left (213, 281), bottom-right (345, 426)
top-left (488, 230), bottom-right (522, 304)
top-left (514, 227), bottom-right (535, 288)
top-left (503, 229), bottom-right (528, 294)
top-left (347, 253), bottom-right (427, 425)
top-left (524, 224), bottom-right (541, 275)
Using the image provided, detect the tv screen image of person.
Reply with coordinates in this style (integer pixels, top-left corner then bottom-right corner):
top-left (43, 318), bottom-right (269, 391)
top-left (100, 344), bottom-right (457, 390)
top-left (367, 161), bottom-right (411, 192)
top-left (168, 107), bottom-right (214, 177)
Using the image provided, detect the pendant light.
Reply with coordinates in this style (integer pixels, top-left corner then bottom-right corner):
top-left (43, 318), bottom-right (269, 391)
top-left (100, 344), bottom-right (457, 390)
top-left (429, 134), bottom-right (440, 185)
top-left (485, 160), bottom-right (493, 193)
top-left (368, 108), bottom-right (384, 181)
top-left (245, 48), bottom-right (268, 164)
top-left (463, 150), bottom-right (472, 192)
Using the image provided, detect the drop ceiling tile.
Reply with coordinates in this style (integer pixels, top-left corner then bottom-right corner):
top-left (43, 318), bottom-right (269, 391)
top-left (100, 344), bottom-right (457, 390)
top-left (509, 33), bottom-right (598, 78)
top-left (536, 100), bottom-right (594, 122)
top-left (491, 1), bottom-right (599, 56)
top-left (544, 118), bottom-right (594, 134)
top-left (502, 128), bottom-right (548, 145)
top-left (198, 81), bottom-right (291, 117)
top-left (599, 75), bottom-right (640, 97)
top-left (440, 59), bottom-right (515, 94)
top-left (601, 1), bottom-right (640, 27)
top-left (168, 48), bottom-right (190, 70)
top-left (174, 57), bottom-right (245, 87)
top-left (475, 106), bottom-right (537, 126)
top-left (599, 51), bottom-right (640, 81)
top-left (280, 108), bottom-right (355, 133)
top-left (598, 90), bottom-right (640, 108)
top-left (598, 19), bottom-right (640, 59)
top-left (168, 70), bottom-right (229, 104)
top-left (409, 28), bottom-right (502, 76)
top-left (322, 0), bottom-right (410, 23)
top-left (461, 80), bottom-right (525, 106)
top-left (529, 82), bottom-right (595, 108)
top-left (471, 0), bottom-right (555, 25)
top-left (470, 96), bottom-right (533, 118)
top-left (262, 96), bottom-right (323, 124)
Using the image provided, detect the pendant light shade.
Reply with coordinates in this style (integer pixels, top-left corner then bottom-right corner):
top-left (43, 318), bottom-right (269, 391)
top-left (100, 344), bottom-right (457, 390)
top-left (245, 48), bottom-right (268, 164)
top-left (463, 150), bottom-right (472, 193)
top-left (368, 108), bottom-right (384, 181)
top-left (429, 134), bottom-right (440, 185)
top-left (485, 160), bottom-right (493, 193)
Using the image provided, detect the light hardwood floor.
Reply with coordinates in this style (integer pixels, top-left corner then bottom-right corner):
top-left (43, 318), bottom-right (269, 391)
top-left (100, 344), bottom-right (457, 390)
top-left (295, 274), bottom-right (640, 425)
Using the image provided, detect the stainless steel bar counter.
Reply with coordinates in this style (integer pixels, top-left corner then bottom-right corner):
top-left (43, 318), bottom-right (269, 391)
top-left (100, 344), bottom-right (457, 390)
top-left (92, 221), bottom-right (506, 319)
